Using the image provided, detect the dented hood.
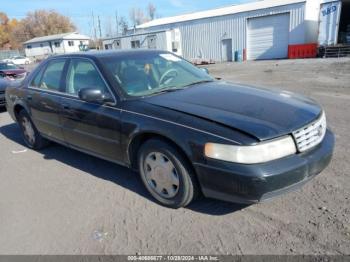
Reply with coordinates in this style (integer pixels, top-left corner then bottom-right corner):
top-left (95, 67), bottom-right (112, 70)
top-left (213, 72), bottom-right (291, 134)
top-left (144, 81), bottom-right (322, 141)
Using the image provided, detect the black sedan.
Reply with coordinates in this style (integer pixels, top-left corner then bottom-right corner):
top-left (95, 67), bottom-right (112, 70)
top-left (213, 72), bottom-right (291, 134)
top-left (5, 50), bottom-right (334, 208)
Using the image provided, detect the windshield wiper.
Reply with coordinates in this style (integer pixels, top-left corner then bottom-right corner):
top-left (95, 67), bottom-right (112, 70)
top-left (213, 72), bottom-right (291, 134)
top-left (148, 80), bottom-right (214, 96)
top-left (151, 87), bottom-right (185, 95)
top-left (184, 80), bottom-right (214, 87)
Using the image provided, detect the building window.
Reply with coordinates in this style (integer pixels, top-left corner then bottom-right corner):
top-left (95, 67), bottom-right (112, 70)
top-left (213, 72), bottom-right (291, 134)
top-left (80, 41), bottom-right (84, 45)
top-left (113, 40), bottom-right (121, 49)
top-left (27, 45), bottom-right (32, 49)
top-left (147, 35), bottom-right (157, 49)
top-left (54, 42), bottom-right (60, 48)
top-left (68, 41), bottom-right (74, 47)
top-left (131, 40), bottom-right (140, 49)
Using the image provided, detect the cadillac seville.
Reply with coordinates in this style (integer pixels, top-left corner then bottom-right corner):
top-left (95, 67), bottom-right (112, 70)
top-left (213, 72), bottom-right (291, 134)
top-left (5, 50), bottom-right (334, 208)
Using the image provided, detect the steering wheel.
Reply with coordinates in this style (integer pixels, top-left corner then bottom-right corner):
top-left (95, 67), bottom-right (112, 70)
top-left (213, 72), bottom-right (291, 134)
top-left (159, 69), bottom-right (178, 86)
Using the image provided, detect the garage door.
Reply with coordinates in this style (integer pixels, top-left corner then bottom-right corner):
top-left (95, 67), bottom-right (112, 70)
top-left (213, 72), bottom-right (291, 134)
top-left (247, 13), bottom-right (290, 60)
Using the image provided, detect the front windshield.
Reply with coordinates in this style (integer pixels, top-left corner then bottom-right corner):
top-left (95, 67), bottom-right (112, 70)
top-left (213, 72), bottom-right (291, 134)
top-left (0, 63), bottom-right (18, 70)
top-left (101, 52), bottom-right (214, 97)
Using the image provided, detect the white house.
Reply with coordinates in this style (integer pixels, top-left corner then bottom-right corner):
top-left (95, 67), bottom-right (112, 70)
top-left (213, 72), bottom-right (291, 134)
top-left (24, 32), bottom-right (91, 59)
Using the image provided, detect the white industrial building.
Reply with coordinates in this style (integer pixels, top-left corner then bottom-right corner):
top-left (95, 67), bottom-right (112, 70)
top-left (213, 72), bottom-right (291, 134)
top-left (103, 0), bottom-right (350, 61)
top-left (24, 32), bottom-right (90, 60)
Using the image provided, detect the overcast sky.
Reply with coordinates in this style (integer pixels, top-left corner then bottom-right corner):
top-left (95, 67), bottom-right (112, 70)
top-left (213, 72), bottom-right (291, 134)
top-left (1, 0), bottom-right (255, 37)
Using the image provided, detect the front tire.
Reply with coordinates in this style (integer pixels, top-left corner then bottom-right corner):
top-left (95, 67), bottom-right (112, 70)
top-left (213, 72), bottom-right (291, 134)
top-left (18, 110), bottom-right (49, 150)
top-left (138, 139), bottom-right (199, 208)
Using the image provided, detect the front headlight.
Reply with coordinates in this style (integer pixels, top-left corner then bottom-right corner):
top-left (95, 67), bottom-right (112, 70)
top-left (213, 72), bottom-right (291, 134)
top-left (204, 136), bottom-right (297, 164)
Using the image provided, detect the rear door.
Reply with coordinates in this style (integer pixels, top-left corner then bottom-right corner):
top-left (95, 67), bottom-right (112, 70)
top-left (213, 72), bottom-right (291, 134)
top-left (26, 59), bottom-right (68, 141)
top-left (221, 39), bottom-right (233, 62)
top-left (59, 58), bottom-right (123, 162)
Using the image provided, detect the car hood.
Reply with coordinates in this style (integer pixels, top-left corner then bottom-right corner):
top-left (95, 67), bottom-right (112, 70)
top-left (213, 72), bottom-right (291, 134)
top-left (143, 81), bottom-right (322, 141)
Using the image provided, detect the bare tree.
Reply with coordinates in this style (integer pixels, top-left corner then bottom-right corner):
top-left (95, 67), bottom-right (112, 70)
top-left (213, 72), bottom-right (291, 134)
top-left (129, 3), bottom-right (159, 28)
top-left (118, 16), bottom-right (129, 35)
top-left (104, 16), bottom-right (113, 37)
top-left (129, 7), bottom-right (148, 26)
top-left (147, 3), bottom-right (156, 20)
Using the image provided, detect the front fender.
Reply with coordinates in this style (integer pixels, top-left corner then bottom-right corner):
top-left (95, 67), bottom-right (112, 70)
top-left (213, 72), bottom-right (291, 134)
top-left (120, 109), bottom-right (232, 167)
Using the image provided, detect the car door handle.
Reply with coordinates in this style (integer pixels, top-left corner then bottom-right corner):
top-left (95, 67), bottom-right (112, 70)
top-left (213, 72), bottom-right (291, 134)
top-left (26, 95), bottom-right (32, 101)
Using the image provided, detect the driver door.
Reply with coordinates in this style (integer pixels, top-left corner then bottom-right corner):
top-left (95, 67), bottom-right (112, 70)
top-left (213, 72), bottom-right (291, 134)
top-left (59, 58), bottom-right (123, 162)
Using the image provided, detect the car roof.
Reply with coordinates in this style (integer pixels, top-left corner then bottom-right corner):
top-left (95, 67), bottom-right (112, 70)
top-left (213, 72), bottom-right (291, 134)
top-left (52, 49), bottom-right (168, 60)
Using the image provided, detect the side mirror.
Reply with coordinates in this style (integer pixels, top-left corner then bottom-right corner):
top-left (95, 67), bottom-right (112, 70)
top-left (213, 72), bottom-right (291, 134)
top-left (78, 88), bottom-right (113, 104)
top-left (201, 68), bottom-right (209, 74)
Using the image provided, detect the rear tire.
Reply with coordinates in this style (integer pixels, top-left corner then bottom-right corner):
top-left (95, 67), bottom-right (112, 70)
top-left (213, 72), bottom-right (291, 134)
top-left (17, 110), bottom-right (50, 150)
top-left (138, 139), bottom-right (199, 208)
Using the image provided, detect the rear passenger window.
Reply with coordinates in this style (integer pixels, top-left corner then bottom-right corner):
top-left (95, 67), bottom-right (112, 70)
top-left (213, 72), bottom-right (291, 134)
top-left (39, 60), bottom-right (66, 91)
top-left (65, 59), bottom-right (108, 95)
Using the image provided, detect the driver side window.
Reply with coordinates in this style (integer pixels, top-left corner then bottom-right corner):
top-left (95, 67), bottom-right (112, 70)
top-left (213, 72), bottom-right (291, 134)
top-left (65, 59), bottom-right (108, 96)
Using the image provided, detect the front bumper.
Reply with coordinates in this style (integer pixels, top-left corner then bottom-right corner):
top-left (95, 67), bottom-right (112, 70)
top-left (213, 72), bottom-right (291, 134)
top-left (194, 130), bottom-right (335, 204)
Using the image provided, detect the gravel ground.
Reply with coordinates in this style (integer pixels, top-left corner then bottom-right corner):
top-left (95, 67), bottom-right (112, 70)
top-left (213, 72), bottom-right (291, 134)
top-left (0, 58), bottom-right (349, 255)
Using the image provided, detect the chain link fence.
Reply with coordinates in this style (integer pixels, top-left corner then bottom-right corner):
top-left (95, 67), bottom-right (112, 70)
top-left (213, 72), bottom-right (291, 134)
top-left (0, 50), bottom-right (23, 60)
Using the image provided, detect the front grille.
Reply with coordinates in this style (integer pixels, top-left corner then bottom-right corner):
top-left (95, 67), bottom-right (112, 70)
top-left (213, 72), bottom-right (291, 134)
top-left (292, 112), bottom-right (327, 152)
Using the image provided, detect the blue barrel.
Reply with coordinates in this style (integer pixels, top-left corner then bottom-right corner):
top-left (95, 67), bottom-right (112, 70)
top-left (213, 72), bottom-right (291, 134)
top-left (234, 50), bottom-right (243, 62)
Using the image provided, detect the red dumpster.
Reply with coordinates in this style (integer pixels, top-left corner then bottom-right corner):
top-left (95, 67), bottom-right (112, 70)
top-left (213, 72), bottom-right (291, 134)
top-left (288, 43), bottom-right (317, 59)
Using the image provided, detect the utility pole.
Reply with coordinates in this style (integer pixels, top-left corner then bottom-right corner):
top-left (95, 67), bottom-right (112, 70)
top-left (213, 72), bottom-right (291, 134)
top-left (92, 11), bottom-right (97, 39)
top-left (91, 10), bottom-right (97, 49)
